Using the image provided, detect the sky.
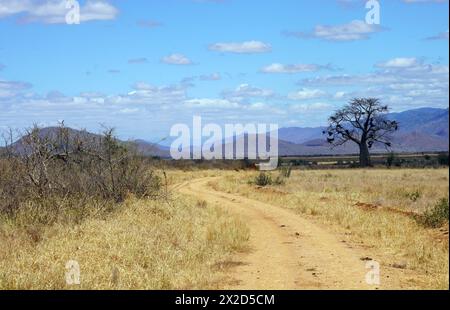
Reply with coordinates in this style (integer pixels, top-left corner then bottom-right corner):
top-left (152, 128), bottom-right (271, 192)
top-left (0, 0), bottom-right (449, 142)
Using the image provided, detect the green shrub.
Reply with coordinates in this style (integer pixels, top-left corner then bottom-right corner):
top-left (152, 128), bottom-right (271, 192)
top-left (437, 153), bottom-right (449, 166)
top-left (386, 152), bottom-right (397, 168)
top-left (419, 198), bottom-right (449, 228)
top-left (253, 172), bottom-right (272, 187)
top-left (406, 189), bottom-right (421, 202)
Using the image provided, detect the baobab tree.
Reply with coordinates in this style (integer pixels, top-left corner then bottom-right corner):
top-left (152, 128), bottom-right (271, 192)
top-left (324, 98), bottom-right (398, 167)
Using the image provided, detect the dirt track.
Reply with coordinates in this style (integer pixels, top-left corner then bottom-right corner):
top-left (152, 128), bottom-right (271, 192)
top-left (177, 177), bottom-right (378, 290)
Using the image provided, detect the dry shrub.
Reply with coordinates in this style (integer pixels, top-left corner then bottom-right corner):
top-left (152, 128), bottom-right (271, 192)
top-left (0, 124), bottom-right (161, 226)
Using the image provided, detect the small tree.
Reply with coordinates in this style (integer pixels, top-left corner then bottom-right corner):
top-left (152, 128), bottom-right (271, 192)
top-left (325, 98), bottom-right (398, 167)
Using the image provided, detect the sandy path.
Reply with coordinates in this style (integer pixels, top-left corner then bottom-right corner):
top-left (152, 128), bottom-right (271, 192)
top-left (177, 177), bottom-right (376, 290)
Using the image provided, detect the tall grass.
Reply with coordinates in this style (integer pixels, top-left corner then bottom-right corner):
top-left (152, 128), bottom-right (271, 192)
top-left (208, 168), bottom-right (449, 289)
top-left (0, 196), bottom-right (249, 289)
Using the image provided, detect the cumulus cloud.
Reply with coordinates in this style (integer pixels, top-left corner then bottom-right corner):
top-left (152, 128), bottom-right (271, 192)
top-left (124, 82), bottom-right (188, 105)
top-left (0, 75), bottom-right (323, 139)
top-left (0, 79), bottom-right (32, 98)
top-left (284, 20), bottom-right (383, 42)
top-left (184, 98), bottom-right (238, 108)
top-left (290, 102), bottom-right (332, 112)
top-left (302, 58), bottom-right (449, 109)
top-left (161, 53), bottom-right (193, 65)
top-left (208, 41), bottom-right (272, 54)
top-left (261, 63), bottom-right (332, 74)
top-left (334, 91), bottom-right (347, 99)
top-left (288, 88), bottom-right (327, 100)
top-left (376, 57), bottom-right (420, 68)
top-left (0, 0), bottom-right (118, 24)
top-left (221, 84), bottom-right (274, 102)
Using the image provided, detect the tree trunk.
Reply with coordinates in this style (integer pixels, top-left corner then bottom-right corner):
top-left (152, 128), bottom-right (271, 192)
top-left (359, 142), bottom-right (371, 167)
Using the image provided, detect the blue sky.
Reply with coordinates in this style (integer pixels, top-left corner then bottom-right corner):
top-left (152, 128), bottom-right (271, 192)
top-left (0, 0), bottom-right (448, 141)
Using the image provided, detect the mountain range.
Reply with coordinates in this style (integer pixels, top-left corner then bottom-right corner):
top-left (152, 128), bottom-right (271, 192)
top-left (274, 107), bottom-right (449, 155)
top-left (1, 107), bottom-right (448, 158)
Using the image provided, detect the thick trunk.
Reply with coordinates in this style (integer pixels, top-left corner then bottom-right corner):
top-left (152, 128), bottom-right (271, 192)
top-left (359, 142), bottom-right (371, 167)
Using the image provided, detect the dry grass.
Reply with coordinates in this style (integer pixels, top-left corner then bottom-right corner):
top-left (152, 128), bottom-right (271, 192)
top-left (208, 168), bottom-right (449, 289)
top-left (0, 195), bottom-right (249, 289)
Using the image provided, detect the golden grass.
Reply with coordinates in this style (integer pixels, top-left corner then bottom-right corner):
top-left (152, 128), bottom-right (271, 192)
top-left (208, 168), bottom-right (449, 289)
top-left (0, 195), bottom-right (249, 289)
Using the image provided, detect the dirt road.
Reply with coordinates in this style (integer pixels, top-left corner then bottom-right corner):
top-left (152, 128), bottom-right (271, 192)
top-left (177, 177), bottom-right (377, 290)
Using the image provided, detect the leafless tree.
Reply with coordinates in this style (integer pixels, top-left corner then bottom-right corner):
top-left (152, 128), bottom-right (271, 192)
top-left (324, 98), bottom-right (398, 167)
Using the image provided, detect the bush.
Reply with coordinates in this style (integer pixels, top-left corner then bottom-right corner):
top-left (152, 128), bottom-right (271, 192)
top-left (406, 189), bottom-right (421, 202)
top-left (419, 198), bottom-right (449, 228)
top-left (0, 124), bottom-right (161, 225)
top-left (253, 172), bottom-right (272, 187)
top-left (386, 152), bottom-right (397, 168)
top-left (437, 153), bottom-right (449, 166)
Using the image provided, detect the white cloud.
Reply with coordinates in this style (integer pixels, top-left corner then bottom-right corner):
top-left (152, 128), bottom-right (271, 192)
top-left (184, 98), bottom-right (238, 108)
top-left (221, 84), bottom-right (274, 102)
top-left (302, 59), bottom-right (449, 109)
top-left (0, 79), bottom-right (32, 98)
top-left (290, 102), bottom-right (332, 112)
top-left (376, 57), bottom-right (420, 68)
top-left (288, 88), bottom-right (327, 100)
top-left (285, 20), bottom-right (383, 42)
top-left (0, 0), bottom-right (118, 24)
top-left (261, 63), bottom-right (328, 74)
top-left (0, 0), bottom-right (31, 18)
top-left (119, 108), bottom-right (140, 114)
top-left (161, 53), bottom-right (193, 65)
top-left (334, 91), bottom-right (347, 99)
top-left (208, 41), bottom-right (271, 54)
top-left (124, 82), bottom-right (188, 105)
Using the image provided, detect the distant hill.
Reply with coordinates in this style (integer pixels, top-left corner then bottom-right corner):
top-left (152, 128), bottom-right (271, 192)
top-left (2, 127), bottom-right (171, 158)
top-left (278, 127), bottom-right (327, 145)
top-left (132, 139), bottom-right (170, 158)
top-left (274, 107), bottom-right (448, 156)
top-left (1, 107), bottom-right (448, 158)
top-left (388, 107), bottom-right (449, 137)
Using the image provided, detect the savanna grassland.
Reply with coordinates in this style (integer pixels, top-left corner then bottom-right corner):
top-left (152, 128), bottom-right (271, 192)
top-left (0, 127), bottom-right (448, 290)
top-left (0, 194), bottom-right (249, 289)
top-left (0, 127), bottom-right (250, 289)
top-left (207, 168), bottom-right (449, 289)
